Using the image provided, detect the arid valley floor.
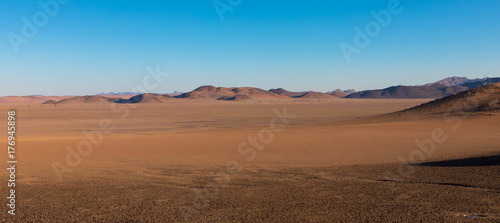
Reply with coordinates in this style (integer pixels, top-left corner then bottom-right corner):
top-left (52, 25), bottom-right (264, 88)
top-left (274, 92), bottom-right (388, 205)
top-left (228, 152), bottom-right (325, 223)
top-left (1, 98), bottom-right (499, 222)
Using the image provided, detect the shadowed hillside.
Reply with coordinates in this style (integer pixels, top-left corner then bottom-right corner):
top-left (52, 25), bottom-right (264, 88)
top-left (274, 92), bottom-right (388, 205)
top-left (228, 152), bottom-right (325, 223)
top-left (297, 92), bottom-right (335, 99)
top-left (394, 83), bottom-right (500, 115)
top-left (327, 90), bottom-right (347, 97)
top-left (347, 77), bottom-right (500, 99)
top-left (42, 99), bottom-right (58, 104)
top-left (347, 84), bottom-right (468, 99)
top-left (461, 77), bottom-right (500, 89)
top-left (53, 96), bottom-right (122, 104)
top-left (269, 88), bottom-right (305, 98)
top-left (115, 93), bottom-right (173, 103)
top-left (218, 95), bottom-right (252, 101)
top-left (415, 153), bottom-right (500, 167)
top-left (270, 88), bottom-right (339, 99)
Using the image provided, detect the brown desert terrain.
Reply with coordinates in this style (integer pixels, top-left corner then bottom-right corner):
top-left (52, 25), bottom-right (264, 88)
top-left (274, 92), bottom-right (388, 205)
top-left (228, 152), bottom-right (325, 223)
top-left (1, 93), bottom-right (499, 221)
top-left (0, 95), bottom-right (135, 104)
top-left (0, 95), bottom-right (72, 104)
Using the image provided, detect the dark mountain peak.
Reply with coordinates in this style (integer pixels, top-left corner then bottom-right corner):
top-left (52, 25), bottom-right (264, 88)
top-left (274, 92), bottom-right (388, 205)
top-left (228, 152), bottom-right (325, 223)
top-left (425, 76), bottom-right (470, 87)
top-left (269, 88), bottom-right (304, 98)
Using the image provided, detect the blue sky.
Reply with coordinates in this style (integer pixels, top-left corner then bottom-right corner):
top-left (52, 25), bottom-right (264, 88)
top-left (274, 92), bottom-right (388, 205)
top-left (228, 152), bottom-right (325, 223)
top-left (1, 0), bottom-right (499, 96)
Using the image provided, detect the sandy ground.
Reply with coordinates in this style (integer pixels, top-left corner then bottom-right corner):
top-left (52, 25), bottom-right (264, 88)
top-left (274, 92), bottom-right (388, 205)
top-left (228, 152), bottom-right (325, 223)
top-left (1, 99), bottom-right (499, 222)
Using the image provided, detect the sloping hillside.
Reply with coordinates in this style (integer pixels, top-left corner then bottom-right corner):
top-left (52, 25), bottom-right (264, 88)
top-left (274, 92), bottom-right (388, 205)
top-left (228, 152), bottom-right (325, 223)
top-left (218, 95), bottom-right (252, 101)
top-left (298, 92), bottom-right (335, 99)
top-left (395, 83), bottom-right (500, 114)
top-left (116, 93), bottom-right (173, 103)
top-left (55, 96), bottom-right (121, 104)
top-left (461, 78), bottom-right (500, 89)
top-left (346, 84), bottom-right (468, 99)
top-left (424, 76), bottom-right (470, 87)
top-left (0, 95), bottom-right (71, 103)
top-left (269, 88), bottom-right (305, 98)
top-left (347, 77), bottom-right (500, 99)
top-left (177, 86), bottom-right (286, 99)
top-left (327, 90), bottom-right (347, 98)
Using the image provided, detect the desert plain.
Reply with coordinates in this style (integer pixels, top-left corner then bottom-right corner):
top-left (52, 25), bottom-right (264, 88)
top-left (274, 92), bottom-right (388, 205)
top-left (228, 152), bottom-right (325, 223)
top-left (1, 97), bottom-right (499, 222)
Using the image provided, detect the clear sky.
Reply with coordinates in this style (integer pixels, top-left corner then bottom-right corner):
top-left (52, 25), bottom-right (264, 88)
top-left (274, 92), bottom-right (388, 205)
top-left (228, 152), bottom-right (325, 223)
top-left (1, 0), bottom-right (499, 96)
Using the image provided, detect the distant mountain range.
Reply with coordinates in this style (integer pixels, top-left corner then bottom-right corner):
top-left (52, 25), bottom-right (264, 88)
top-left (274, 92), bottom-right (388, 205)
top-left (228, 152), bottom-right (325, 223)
top-left (326, 89), bottom-right (357, 97)
top-left (177, 86), bottom-right (288, 100)
top-left (41, 86), bottom-right (340, 104)
top-left (3, 76), bottom-right (500, 104)
top-left (423, 76), bottom-right (470, 87)
top-left (393, 82), bottom-right (500, 116)
top-left (269, 88), bottom-right (335, 99)
top-left (63, 77), bottom-right (500, 100)
top-left (97, 92), bottom-right (140, 96)
top-left (346, 77), bottom-right (500, 99)
top-left (96, 91), bottom-right (184, 96)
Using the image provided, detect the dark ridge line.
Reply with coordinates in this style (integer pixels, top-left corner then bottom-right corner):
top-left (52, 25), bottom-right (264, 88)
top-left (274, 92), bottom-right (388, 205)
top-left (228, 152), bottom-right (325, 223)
top-left (411, 154), bottom-right (500, 167)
